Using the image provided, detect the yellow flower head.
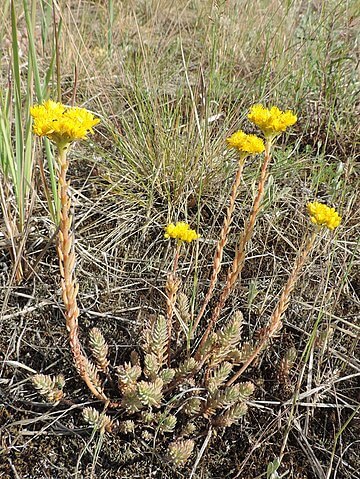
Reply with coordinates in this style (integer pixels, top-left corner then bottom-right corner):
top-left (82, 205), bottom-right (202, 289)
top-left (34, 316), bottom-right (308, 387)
top-left (30, 100), bottom-right (100, 148)
top-left (226, 130), bottom-right (265, 155)
top-left (164, 222), bottom-right (200, 243)
top-left (248, 104), bottom-right (297, 138)
top-left (307, 202), bottom-right (341, 230)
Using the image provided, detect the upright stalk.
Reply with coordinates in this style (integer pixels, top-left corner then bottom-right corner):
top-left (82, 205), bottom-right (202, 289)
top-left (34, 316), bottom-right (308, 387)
top-left (57, 145), bottom-right (107, 402)
top-left (165, 241), bottom-right (181, 365)
top-left (192, 156), bottom-right (246, 335)
top-left (226, 230), bottom-right (317, 387)
top-left (57, 146), bottom-right (80, 366)
top-left (196, 140), bottom-right (272, 355)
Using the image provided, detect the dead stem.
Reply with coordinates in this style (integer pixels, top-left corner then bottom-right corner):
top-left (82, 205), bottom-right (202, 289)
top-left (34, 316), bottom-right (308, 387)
top-left (0, 179), bottom-right (24, 283)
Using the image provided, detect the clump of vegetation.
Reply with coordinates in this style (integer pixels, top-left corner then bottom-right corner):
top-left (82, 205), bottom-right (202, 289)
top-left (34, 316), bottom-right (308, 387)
top-left (1, 2), bottom-right (357, 478)
top-left (31, 100), bottom-right (341, 469)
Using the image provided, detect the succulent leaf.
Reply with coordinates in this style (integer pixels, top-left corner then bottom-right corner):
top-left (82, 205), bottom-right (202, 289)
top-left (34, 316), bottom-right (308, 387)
top-left (32, 374), bottom-right (65, 403)
top-left (89, 327), bottom-right (109, 371)
top-left (168, 439), bottom-right (194, 467)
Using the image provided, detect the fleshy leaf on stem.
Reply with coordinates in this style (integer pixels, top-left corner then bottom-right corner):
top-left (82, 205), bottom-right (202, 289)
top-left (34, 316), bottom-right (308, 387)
top-left (143, 315), bottom-right (168, 368)
top-left (117, 362), bottom-right (142, 393)
top-left (208, 311), bottom-right (244, 367)
top-left (137, 378), bottom-right (163, 407)
top-left (206, 362), bottom-right (233, 394)
top-left (32, 374), bottom-right (65, 403)
top-left (212, 401), bottom-right (248, 428)
top-left (168, 439), bottom-right (195, 467)
top-left (82, 407), bottom-right (112, 433)
top-left (89, 327), bottom-right (109, 372)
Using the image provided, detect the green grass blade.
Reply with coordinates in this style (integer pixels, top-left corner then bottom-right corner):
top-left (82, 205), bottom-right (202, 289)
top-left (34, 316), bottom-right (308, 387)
top-left (11, 0), bottom-right (26, 230)
top-left (23, 0), bottom-right (60, 222)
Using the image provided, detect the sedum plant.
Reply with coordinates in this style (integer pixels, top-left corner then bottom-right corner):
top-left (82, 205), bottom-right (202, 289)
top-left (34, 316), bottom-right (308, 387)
top-left (30, 100), bottom-right (105, 402)
top-left (31, 102), bottom-right (342, 468)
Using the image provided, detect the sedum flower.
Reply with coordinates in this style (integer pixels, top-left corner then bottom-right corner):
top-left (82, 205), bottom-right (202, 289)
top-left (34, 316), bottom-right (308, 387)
top-left (226, 130), bottom-right (265, 155)
top-left (248, 104), bottom-right (297, 138)
top-left (30, 100), bottom-right (100, 148)
top-left (307, 202), bottom-right (341, 230)
top-left (164, 222), bottom-right (200, 243)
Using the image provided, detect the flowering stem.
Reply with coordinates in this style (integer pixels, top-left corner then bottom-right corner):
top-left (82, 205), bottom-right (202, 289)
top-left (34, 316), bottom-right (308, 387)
top-left (57, 145), bottom-right (107, 402)
top-left (196, 140), bottom-right (272, 356)
top-left (225, 229), bottom-right (317, 387)
top-left (166, 241), bottom-right (181, 365)
top-left (192, 156), bottom-right (247, 336)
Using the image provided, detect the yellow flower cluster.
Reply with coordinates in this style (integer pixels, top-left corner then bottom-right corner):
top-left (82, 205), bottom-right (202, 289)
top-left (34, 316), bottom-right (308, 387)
top-left (307, 202), bottom-right (341, 230)
top-left (164, 222), bottom-right (200, 243)
top-left (226, 130), bottom-right (265, 155)
top-left (30, 100), bottom-right (100, 148)
top-left (248, 104), bottom-right (297, 138)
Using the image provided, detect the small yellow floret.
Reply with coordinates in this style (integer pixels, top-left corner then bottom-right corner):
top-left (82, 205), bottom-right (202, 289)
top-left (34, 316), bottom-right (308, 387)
top-left (248, 104), bottom-right (297, 137)
top-left (226, 130), bottom-right (265, 155)
top-left (30, 100), bottom-right (100, 147)
top-left (307, 202), bottom-right (341, 230)
top-left (164, 222), bottom-right (200, 243)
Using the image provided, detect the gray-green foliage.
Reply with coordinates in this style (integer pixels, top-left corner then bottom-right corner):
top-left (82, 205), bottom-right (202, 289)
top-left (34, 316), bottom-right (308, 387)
top-left (89, 327), bottom-right (109, 371)
top-left (33, 307), bottom-right (254, 468)
top-left (109, 310), bottom-right (253, 466)
top-left (32, 373), bottom-right (65, 403)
